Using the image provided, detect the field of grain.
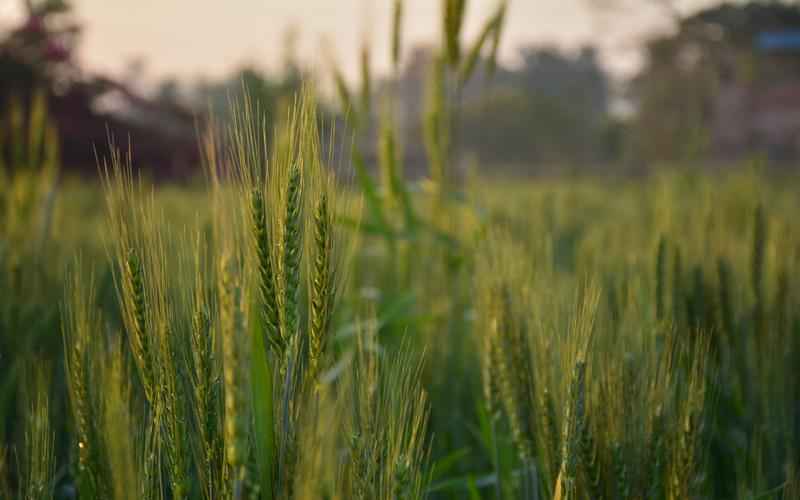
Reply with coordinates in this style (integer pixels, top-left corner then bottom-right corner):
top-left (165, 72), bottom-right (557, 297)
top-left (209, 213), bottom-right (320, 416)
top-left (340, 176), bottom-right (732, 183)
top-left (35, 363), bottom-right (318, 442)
top-left (2, 1), bottom-right (800, 499)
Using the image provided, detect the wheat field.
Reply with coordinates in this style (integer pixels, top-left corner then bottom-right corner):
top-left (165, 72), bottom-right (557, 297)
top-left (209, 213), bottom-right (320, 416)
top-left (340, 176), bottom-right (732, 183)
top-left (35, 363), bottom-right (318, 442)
top-left (2, 1), bottom-right (800, 499)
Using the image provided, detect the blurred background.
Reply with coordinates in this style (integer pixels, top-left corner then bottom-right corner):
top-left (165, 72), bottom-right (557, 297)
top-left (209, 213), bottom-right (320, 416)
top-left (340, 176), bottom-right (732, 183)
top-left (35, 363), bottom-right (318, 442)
top-left (2, 0), bottom-right (800, 179)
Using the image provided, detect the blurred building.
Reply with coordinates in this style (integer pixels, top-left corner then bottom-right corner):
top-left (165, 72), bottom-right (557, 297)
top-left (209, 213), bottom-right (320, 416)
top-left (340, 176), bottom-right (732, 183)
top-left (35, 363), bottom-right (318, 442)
top-left (635, 3), bottom-right (800, 165)
top-left (713, 30), bottom-right (800, 161)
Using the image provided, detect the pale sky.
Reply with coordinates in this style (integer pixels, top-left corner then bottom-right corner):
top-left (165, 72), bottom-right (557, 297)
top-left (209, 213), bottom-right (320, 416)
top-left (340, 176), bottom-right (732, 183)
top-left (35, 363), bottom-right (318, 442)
top-left (1, 0), bottom-right (719, 86)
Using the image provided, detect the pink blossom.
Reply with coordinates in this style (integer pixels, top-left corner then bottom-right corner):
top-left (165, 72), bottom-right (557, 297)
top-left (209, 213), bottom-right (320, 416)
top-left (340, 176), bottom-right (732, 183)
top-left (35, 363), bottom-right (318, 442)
top-left (43, 40), bottom-right (69, 62)
top-left (22, 15), bottom-right (45, 35)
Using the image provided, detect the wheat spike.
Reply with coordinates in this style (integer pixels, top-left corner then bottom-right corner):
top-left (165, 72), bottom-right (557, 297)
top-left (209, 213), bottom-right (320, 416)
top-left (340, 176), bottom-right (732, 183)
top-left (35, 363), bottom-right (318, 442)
top-left (308, 193), bottom-right (333, 383)
top-left (251, 188), bottom-right (282, 353)
top-left (280, 163), bottom-right (303, 345)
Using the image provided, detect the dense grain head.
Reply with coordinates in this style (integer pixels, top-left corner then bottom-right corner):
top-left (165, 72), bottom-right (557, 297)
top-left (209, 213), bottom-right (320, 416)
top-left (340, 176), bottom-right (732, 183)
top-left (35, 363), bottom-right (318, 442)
top-left (306, 189), bottom-right (333, 383)
top-left (265, 91), bottom-right (324, 357)
top-left (281, 162), bottom-right (304, 343)
top-left (250, 183), bottom-right (282, 354)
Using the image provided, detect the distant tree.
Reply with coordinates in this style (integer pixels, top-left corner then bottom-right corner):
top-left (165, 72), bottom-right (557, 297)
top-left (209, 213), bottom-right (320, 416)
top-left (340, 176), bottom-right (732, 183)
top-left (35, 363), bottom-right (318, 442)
top-left (1, 1), bottom-right (203, 177)
top-left (460, 46), bottom-right (614, 168)
top-left (0, 0), bottom-right (81, 97)
top-left (156, 78), bottom-right (182, 106)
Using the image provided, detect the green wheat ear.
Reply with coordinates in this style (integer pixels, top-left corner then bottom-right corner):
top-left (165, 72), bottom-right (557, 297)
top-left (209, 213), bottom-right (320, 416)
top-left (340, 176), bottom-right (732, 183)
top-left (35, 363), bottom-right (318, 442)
top-left (250, 188), bottom-right (282, 353)
top-left (124, 247), bottom-right (155, 403)
top-left (280, 162), bottom-right (303, 345)
top-left (308, 192), bottom-right (333, 383)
